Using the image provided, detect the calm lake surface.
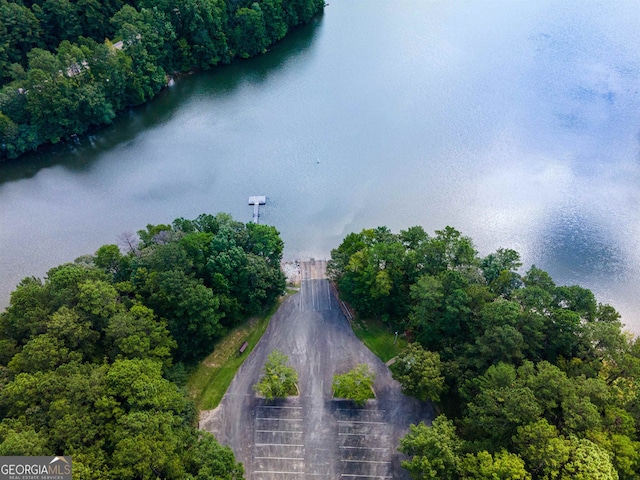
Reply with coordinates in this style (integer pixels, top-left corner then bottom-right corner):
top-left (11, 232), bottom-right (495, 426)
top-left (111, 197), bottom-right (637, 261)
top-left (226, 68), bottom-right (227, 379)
top-left (1, 0), bottom-right (639, 332)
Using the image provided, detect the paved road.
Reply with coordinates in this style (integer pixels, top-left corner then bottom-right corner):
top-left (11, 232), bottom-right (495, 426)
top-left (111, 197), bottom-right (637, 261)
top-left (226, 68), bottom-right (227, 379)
top-left (200, 260), bottom-right (432, 479)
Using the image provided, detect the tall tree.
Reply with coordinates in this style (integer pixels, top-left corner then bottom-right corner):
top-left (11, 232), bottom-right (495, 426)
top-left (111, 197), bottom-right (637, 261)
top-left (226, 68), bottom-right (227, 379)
top-left (391, 343), bottom-right (446, 402)
top-left (459, 450), bottom-right (531, 480)
top-left (399, 416), bottom-right (462, 480)
top-left (230, 5), bottom-right (268, 58)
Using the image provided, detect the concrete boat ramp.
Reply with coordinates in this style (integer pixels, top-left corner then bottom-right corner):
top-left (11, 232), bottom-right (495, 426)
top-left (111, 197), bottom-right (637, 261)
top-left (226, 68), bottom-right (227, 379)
top-left (200, 260), bottom-right (432, 479)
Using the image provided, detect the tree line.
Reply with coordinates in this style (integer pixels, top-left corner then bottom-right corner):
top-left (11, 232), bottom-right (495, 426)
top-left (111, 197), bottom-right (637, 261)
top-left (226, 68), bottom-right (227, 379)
top-left (0, 212), bottom-right (286, 478)
top-left (329, 225), bottom-right (640, 479)
top-left (0, 0), bottom-right (325, 161)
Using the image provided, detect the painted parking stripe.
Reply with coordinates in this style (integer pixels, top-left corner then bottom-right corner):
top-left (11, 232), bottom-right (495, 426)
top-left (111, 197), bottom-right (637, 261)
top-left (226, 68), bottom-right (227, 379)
top-left (256, 430), bottom-right (304, 435)
top-left (339, 446), bottom-right (389, 451)
top-left (340, 475), bottom-right (392, 479)
top-left (255, 457), bottom-right (304, 461)
top-left (326, 279), bottom-right (331, 310)
top-left (256, 417), bottom-right (304, 422)
top-left (255, 443), bottom-right (304, 447)
top-left (337, 420), bottom-right (387, 425)
top-left (313, 279), bottom-right (318, 310)
top-left (253, 471), bottom-right (305, 475)
top-left (341, 459), bottom-right (391, 464)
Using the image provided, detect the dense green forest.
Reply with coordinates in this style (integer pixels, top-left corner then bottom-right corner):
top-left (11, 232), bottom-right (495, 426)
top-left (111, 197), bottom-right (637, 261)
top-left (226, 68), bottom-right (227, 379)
top-left (329, 226), bottom-right (640, 479)
top-left (0, 212), bottom-right (286, 478)
top-left (0, 0), bottom-right (324, 161)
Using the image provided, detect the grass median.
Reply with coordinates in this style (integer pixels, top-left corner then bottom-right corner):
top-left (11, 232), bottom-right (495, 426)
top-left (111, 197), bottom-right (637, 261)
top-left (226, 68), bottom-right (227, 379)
top-left (187, 302), bottom-right (279, 411)
top-left (351, 317), bottom-right (407, 363)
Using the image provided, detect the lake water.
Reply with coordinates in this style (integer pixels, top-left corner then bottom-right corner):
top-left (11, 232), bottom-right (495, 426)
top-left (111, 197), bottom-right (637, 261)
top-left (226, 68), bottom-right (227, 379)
top-left (1, 0), bottom-right (639, 333)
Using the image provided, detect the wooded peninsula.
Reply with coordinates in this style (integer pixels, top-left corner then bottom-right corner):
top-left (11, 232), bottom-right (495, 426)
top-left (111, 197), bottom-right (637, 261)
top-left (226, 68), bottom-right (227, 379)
top-left (329, 225), bottom-right (640, 480)
top-left (1, 216), bottom-right (638, 478)
top-left (0, 213), bottom-right (286, 478)
top-left (0, 0), bottom-right (325, 161)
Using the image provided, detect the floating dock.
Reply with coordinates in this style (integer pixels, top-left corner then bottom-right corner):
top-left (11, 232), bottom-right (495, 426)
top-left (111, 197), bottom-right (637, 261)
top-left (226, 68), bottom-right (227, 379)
top-left (248, 196), bottom-right (266, 224)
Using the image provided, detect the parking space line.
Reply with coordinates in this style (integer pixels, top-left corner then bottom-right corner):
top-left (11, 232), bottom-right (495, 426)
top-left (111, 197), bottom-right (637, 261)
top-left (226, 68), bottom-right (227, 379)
top-left (256, 417), bottom-right (303, 421)
top-left (256, 430), bottom-right (304, 433)
top-left (312, 279), bottom-right (317, 310)
top-left (255, 443), bottom-right (304, 447)
top-left (339, 446), bottom-right (389, 451)
top-left (253, 471), bottom-right (305, 475)
top-left (340, 475), bottom-right (392, 479)
top-left (338, 432), bottom-right (389, 436)
top-left (326, 280), bottom-right (331, 310)
top-left (255, 456), bottom-right (304, 461)
top-left (337, 420), bottom-right (386, 425)
top-left (341, 459), bottom-right (391, 464)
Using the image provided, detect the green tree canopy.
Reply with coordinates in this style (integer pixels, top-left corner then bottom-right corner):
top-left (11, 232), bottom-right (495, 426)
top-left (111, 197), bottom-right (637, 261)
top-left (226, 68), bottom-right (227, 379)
top-left (330, 225), bottom-right (637, 480)
top-left (459, 450), bottom-right (531, 480)
top-left (399, 416), bottom-right (462, 480)
top-left (391, 343), bottom-right (446, 402)
top-left (253, 349), bottom-right (298, 400)
top-left (0, 212), bottom-right (291, 478)
top-left (1, 0), bottom-right (325, 161)
top-left (332, 364), bottom-right (376, 407)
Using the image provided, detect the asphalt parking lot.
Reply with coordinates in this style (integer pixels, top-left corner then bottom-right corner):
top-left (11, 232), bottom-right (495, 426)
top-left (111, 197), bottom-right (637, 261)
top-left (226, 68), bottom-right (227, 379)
top-left (200, 260), bottom-right (432, 479)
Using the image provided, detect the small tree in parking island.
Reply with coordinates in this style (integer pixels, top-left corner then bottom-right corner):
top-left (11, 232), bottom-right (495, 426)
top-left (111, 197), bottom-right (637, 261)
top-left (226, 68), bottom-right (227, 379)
top-left (254, 350), bottom-right (299, 400)
top-left (332, 364), bottom-right (376, 407)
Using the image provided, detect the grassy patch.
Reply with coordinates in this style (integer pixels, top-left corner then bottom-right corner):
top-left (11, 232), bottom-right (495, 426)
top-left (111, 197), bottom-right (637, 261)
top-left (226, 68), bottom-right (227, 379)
top-left (351, 317), bottom-right (407, 363)
top-left (187, 303), bottom-right (278, 410)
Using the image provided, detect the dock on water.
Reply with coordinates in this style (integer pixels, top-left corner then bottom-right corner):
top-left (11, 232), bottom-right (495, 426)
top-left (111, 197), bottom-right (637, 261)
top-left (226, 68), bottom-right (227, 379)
top-left (248, 196), bottom-right (266, 223)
